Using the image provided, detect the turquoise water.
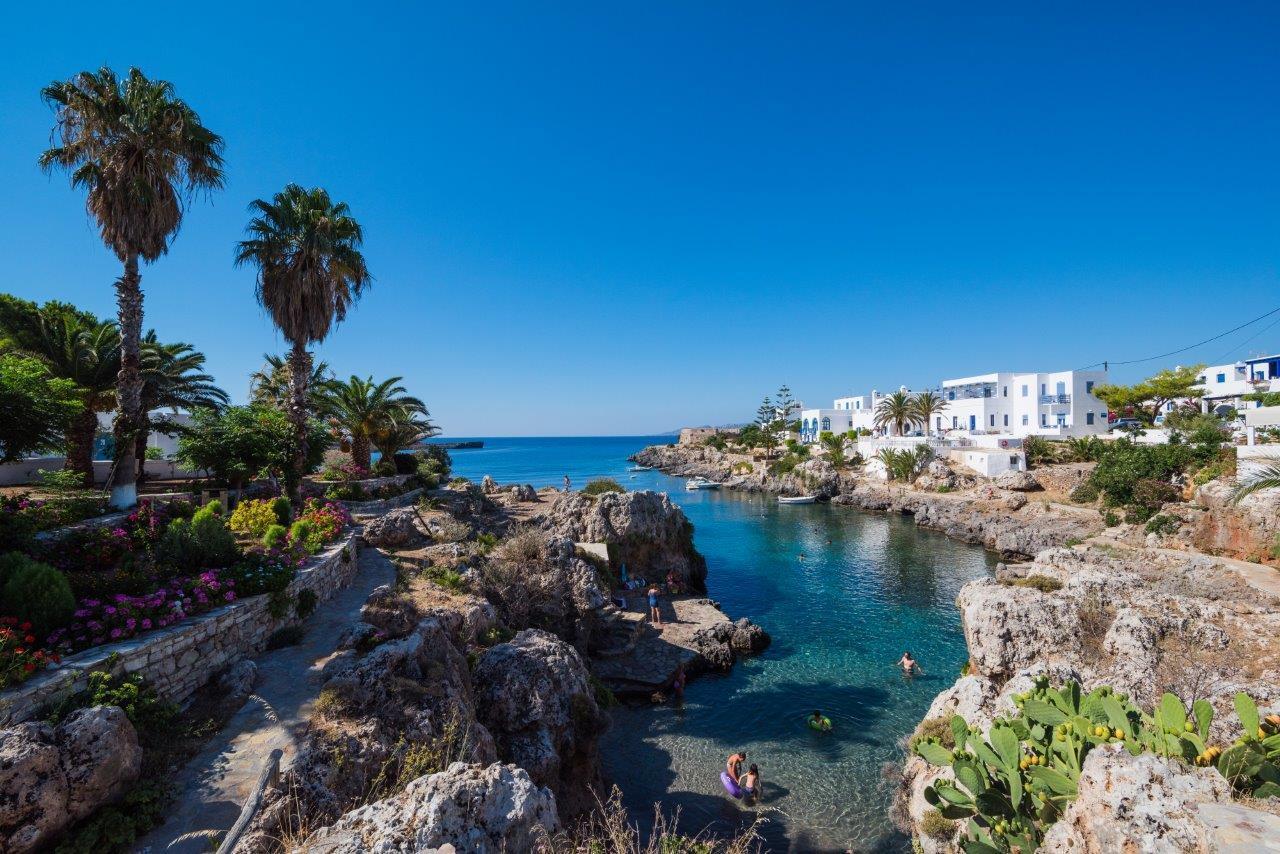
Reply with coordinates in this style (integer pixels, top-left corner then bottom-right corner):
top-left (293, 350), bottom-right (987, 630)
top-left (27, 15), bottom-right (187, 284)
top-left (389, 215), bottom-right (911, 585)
top-left (447, 437), bottom-right (996, 852)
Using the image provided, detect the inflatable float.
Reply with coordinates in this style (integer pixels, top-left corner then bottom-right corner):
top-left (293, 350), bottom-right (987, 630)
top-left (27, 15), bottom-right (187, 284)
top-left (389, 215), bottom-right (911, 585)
top-left (808, 716), bottom-right (832, 732)
top-left (720, 771), bottom-right (744, 799)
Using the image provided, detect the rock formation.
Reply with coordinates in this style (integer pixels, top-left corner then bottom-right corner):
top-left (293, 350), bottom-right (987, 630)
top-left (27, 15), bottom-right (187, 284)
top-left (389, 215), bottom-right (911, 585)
top-left (541, 490), bottom-right (707, 590)
top-left (299, 762), bottom-right (558, 854)
top-left (0, 706), bottom-right (141, 853)
top-left (362, 506), bottom-right (426, 549)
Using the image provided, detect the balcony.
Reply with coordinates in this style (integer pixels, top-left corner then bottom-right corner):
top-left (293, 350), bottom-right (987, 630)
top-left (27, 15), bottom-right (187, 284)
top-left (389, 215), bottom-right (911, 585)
top-left (1039, 394), bottom-right (1071, 405)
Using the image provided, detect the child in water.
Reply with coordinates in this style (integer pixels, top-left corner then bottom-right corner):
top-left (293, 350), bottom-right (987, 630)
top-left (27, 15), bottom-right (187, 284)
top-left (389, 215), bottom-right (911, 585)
top-left (738, 763), bottom-right (761, 802)
top-left (898, 651), bottom-right (921, 675)
top-left (810, 709), bottom-right (832, 731)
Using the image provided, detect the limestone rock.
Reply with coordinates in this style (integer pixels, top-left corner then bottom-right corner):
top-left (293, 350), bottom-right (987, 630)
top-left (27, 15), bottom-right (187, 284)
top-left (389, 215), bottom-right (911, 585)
top-left (362, 507), bottom-right (424, 549)
top-left (541, 491), bottom-right (707, 590)
top-left (471, 629), bottom-right (606, 817)
top-left (481, 475), bottom-right (498, 494)
top-left (217, 659), bottom-right (258, 704)
top-left (994, 470), bottom-right (1039, 491)
top-left (511, 483), bottom-right (538, 502)
top-left (958, 579), bottom-right (1080, 680)
top-left (1039, 748), bottom-right (1248, 853)
top-left (300, 762), bottom-right (558, 854)
top-left (691, 618), bottom-right (771, 670)
top-left (0, 706), bottom-right (141, 853)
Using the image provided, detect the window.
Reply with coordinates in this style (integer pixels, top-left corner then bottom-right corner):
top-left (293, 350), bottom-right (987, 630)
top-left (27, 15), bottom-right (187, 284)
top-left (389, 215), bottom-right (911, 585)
top-left (1002, 386), bottom-right (1008, 397)
top-left (821, 417), bottom-right (830, 431)
top-left (1021, 414), bottom-right (1028, 426)
top-left (1216, 373), bottom-right (1225, 383)
top-left (1021, 384), bottom-right (1028, 397)
top-left (937, 417), bottom-right (942, 431)
top-left (1003, 414), bottom-right (1009, 427)
top-left (1086, 381), bottom-right (1094, 394)
top-left (1040, 383), bottom-right (1046, 396)
top-left (989, 414), bottom-right (995, 427)
top-left (1086, 412), bottom-right (1095, 425)
top-left (948, 390), bottom-right (955, 401)
top-left (952, 416), bottom-right (958, 429)
top-left (1040, 413), bottom-right (1047, 427)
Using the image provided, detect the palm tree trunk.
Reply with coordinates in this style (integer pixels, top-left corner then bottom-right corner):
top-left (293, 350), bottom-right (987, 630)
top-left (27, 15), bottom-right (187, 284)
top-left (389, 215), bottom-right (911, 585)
top-left (287, 342), bottom-right (312, 503)
top-left (110, 254), bottom-right (143, 509)
top-left (66, 407), bottom-right (98, 488)
top-left (134, 420), bottom-right (149, 488)
top-left (351, 433), bottom-right (372, 471)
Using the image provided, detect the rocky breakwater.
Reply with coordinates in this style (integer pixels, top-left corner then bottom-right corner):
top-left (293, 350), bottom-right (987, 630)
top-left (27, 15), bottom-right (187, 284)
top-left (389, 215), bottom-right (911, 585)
top-left (632, 444), bottom-right (843, 498)
top-left (899, 541), bottom-right (1280, 851)
top-left (540, 489), bottom-right (708, 591)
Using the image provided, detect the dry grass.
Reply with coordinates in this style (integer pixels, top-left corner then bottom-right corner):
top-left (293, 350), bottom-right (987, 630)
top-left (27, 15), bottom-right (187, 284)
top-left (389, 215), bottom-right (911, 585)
top-left (538, 786), bottom-right (764, 853)
top-left (1076, 591), bottom-right (1116, 661)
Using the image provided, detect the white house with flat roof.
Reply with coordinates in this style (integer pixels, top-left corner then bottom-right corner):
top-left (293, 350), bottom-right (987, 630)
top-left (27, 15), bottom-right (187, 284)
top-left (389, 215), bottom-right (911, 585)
top-left (1192, 355), bottom-right (1280, 416)
top-left (937, 369), bottom-right (1109, 438)
top-left (800, 389), bottom-right (906, 442)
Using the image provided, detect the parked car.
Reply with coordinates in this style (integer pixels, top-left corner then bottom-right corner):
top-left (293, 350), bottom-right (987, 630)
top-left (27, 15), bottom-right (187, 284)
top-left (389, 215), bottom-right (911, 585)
top-left (1109, 418), bottom-right (1143, 433)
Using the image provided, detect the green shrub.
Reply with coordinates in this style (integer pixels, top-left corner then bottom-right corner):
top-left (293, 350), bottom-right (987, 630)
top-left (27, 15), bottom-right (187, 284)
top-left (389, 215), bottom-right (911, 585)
top-left (0, 557), bottom-right (74, 638)
top-left (262, 524), bottom-right (288, 550)
top-left (157, 507), bottom-right (239, 570)
top-left (53, 780), bottom-right (168, 854)
top-left (921, 809), bottom-right (956, 840)
top-left (295, 588), bottom-right (318, 619)
top-left (1022, 436), bottom-right (1054, 468)
top-left (1144, 514), bottom-right (1180, 536)
top-left (204, 499), bottom-right (224, 516)
top-left (267, 589), bottom-right (291, 620)
top-left (582, 478), bottom-right (625, 496)
top-left (270, 496), bottom-right (292, 526)
top-left (373, 458), bottom-right (397, 477)
top-left (266, 625), bottom-right (305, 649)
top-left (1090, 439), bottom-right (1199, 508)
top-left (37, 468), bottom-right (88, 494)
top-left (702, 434), bottom-right (727, 451)
top-left (289, 519), bottom-right (319, 554)
top-left (228, 499), bottom-right (279, 538)
top-left (325, 482), bottom-right (368, 501)
top-left (1001, 574), bottom-right (1063, 593)
top-left (1103, 510), bottom-right (1121, 527)
top-left (427, 567), bottom-right (468, 593)
top-left (48, 670), bottom-right (177, 734)
top-left (1069, 481), bottom-right (1099, 504)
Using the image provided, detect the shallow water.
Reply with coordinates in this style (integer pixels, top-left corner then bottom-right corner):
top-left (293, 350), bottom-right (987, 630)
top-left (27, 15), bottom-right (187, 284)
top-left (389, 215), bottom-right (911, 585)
top-left (446, 437), bottom-right (996, 852)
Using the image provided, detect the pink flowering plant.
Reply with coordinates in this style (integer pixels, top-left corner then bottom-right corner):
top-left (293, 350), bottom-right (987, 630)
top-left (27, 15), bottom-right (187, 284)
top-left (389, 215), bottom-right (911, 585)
top-left (320, 461), bottom-right (370, 482)
top-left (299, 498), bottom-right (351, 543)
top-left (47, 570), bottom-right (238, 653)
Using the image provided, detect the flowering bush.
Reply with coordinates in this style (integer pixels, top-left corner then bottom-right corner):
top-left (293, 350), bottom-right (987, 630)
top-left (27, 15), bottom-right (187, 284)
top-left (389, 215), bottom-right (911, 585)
top-left (320, 460), bottom-right (370, 482)
top-left (47, 570), bottom-right (238, 652)
top-left (0, 493), bottom-right (108, 553)
top-left (39, 525), bottom-right (134, 575)
top-left (228, 499), bottom-right (280, 539)
top-left (0, 617), bottom-right (60, 688)
top-left (227, 548), bottom-right (303, 596)
top-left (299, 498), bottom-right (351, 543)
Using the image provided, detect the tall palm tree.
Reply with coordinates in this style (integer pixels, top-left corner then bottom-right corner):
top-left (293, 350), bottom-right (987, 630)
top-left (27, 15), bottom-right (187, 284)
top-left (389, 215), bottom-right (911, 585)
top-left (320, 375), bottom-right (426, 470)
top-left (910, 390), bottom-right (949, 437)
top-left (248, 352), bottom-right (332, 410)
top-left (1232, 464), bottom-right (1280, 504)
top-left (372, 411), bottom-right (440, 463)
top-left (31, 314), bottom-right (121, 487)
top-left (874, 391), bottom-right (917, 437)
top-left (40, 67), bottom-right (224, 508)
top-left (235, 185), bottom-right (371, 500)
top-left (134, 332), bottom-right (228, 483)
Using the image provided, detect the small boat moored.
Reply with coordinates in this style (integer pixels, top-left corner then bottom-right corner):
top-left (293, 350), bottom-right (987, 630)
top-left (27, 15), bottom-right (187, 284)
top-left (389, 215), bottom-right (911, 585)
top-left (685, 477), bottom-right (721, 491)
top-left (778, 495), bottom-right (817, 504)
top-left (628, 464), bottom-right (653, 472)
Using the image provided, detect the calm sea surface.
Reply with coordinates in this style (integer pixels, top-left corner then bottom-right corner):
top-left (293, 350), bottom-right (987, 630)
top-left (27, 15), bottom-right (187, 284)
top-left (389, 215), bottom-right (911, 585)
top-left (444, 436), bottom-right (995, 852)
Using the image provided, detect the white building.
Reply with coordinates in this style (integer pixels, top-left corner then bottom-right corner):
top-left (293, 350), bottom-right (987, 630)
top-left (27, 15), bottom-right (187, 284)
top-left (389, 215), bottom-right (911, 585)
top-left (1192, 355), bottom-right (1280, 416)
top-left (800, 389), bottom-right (900, 442)
top-left (937, 370), bottom-right (1109, 438)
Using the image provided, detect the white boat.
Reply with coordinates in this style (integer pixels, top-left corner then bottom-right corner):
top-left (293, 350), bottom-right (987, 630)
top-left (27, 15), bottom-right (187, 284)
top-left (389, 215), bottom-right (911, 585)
top-left (628, 465), bottom-right (653, 472)
top-left (778, 495), bottom-right (817, 504)
top-left (685, 477), bottom-right (721, 491)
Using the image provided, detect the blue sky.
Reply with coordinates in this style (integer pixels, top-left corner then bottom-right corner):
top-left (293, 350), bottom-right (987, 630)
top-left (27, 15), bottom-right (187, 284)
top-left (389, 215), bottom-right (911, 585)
top-left (2, 2), bottom-right (1277, 435)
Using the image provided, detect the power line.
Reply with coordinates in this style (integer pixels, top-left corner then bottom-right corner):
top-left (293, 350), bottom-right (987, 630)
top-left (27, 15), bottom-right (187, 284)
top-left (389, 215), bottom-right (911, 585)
top-left (1075, 305), bottom-right (1280, 372)
top-left (1212, 314), bottom-right (1280, 365)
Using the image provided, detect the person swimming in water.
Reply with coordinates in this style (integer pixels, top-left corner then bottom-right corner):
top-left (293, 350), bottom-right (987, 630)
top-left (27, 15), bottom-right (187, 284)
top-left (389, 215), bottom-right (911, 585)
top-left (726, 751), bottom-right (747, 780)
top-left (810, 709), bottom-right (832, 731)
top-left (738, 763), bottom-right (761, 802)
top-left (898, 650), bottom-right (920, 675)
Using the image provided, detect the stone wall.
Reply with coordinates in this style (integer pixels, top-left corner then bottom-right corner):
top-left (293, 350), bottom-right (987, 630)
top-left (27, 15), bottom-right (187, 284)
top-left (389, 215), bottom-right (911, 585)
top-left (0, 534), bottom-right (359, 726)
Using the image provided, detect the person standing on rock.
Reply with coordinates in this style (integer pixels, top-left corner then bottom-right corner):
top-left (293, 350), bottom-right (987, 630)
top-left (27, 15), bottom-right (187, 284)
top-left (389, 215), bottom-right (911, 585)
top-left (563, 474), bottom-right (571, 492)
top-left (648, 584), bottom-right (663, 628)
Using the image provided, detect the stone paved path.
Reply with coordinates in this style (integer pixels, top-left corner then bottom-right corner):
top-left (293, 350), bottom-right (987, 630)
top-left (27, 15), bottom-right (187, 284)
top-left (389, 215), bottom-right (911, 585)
top-left (135, 546), bottom-right (395, 853)
top-left (592, 595), bottom-right (729, 695)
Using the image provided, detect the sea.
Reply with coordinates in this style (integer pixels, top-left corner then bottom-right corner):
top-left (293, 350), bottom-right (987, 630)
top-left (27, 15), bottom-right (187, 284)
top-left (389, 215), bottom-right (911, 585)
top-left (442, 436), bottom-right (995, 852)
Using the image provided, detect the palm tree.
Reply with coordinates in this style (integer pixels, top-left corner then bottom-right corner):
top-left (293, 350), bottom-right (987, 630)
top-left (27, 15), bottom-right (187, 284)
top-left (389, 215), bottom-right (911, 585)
top-left (874, 391), bottom-right (917, 437)
top-left (320, 375), bottom-right (426, 470)
top-left (910, 390), bottom-right (949, 437)
top-left (819, 431), bottom-right (847, 469)
top-left (372, 411), bottom-right (440, 463)
top-left (134, 332), bottom-right (228, 483)
top-left (236, 185), bottom-right (371, 500)
top-left (31, 314), bottom-right (121, 487)
top-left (1231, 464), bottom-right (1280, 504)
top-left (40, 67), bottom-right (224, 508)
top-left (248, 353), bottom-right (332, 410)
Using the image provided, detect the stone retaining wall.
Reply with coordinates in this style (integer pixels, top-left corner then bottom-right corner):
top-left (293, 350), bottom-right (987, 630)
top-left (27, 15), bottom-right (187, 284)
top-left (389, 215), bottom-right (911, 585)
top-left (340, 488), bottom-right (425, 517)
top-left (0, 533), bottom-right (359, 726)
top-left (307, 474), bottom-right (412, 492)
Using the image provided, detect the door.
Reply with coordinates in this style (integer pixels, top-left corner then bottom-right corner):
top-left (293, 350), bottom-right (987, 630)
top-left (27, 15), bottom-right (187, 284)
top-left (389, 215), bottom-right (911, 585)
top-left (969, 415), bottom-right (976, 431)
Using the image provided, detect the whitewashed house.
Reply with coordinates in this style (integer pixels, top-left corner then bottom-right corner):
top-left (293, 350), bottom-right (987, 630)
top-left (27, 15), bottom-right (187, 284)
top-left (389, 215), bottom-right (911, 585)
top-left (1192, 355), bottom-right (1280, 416)
top-left (937, 370), bottom-right (1109, 438)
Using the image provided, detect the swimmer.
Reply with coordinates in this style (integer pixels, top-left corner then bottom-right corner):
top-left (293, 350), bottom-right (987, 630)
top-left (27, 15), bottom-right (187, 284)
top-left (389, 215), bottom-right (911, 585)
top-left (738, 763), bottom-right (761, 802)
top-left (898, 650), bottom-right (921, 675)
top-left (726, 751), bottom-right (747, 779)
top-left (810, 709), bottom-right (832, 731)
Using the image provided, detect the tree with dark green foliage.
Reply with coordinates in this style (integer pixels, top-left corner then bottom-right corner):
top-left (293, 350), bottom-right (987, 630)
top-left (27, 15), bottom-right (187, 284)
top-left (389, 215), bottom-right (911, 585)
top-left (0, 355), bottom-right (81, 462)
top-left (134, 332), bottom-right (228, 484)
top-left (176, 405), bottom-right (330, 494)
top-left (41, 67), bottom-right (225, 509)
top-left (319, 375), bottom-right (428, 470)
top-left (236, 184), bottom-right (372, 503)
top-left (1092, 365), bottom-right (1205, 425)
top-left (754, 396), bottom-right (779, 457)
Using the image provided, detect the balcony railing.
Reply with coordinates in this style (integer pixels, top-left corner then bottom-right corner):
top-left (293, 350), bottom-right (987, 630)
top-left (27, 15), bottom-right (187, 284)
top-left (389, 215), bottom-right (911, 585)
top-left (1039, 394), bottom-right (1071, 405)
